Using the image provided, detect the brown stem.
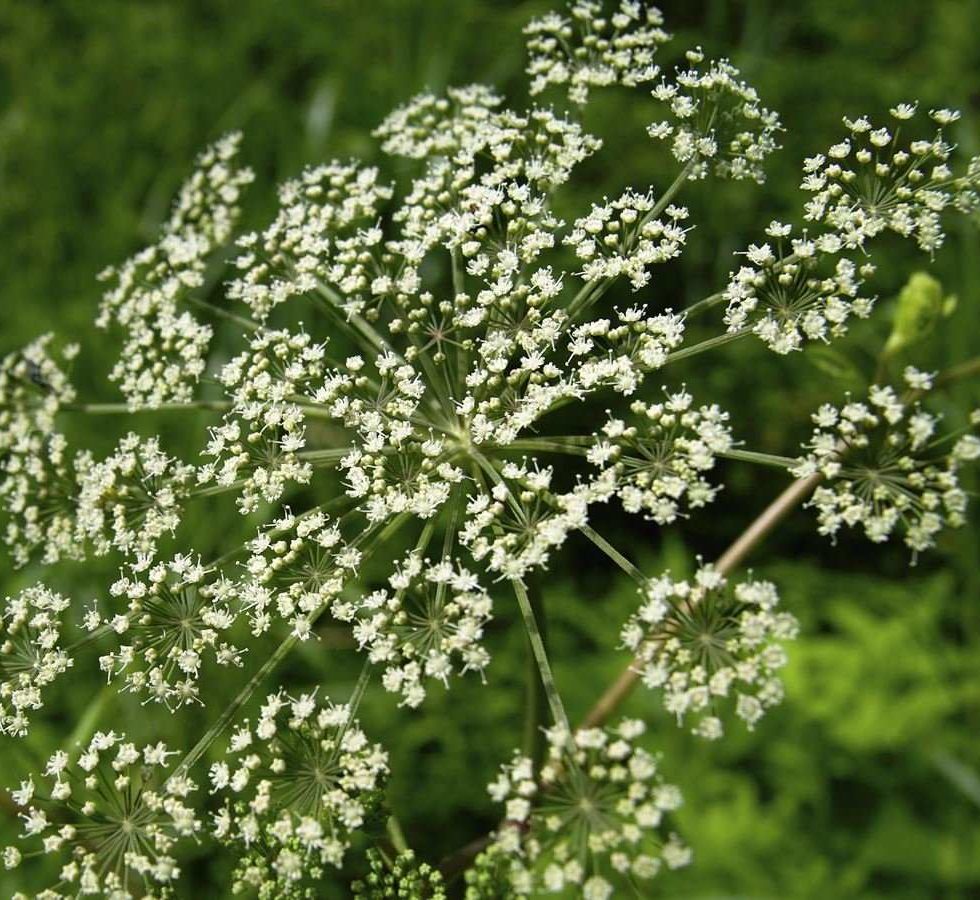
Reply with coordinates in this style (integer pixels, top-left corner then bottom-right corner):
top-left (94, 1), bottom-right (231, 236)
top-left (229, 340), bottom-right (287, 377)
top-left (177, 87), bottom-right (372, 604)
top-left (579, 470), bottom-right (821, 729)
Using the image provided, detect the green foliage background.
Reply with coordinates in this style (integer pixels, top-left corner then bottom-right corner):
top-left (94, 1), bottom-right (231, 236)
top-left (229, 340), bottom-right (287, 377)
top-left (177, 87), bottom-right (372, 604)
top-left (1, 0), bottom-right (979, 896)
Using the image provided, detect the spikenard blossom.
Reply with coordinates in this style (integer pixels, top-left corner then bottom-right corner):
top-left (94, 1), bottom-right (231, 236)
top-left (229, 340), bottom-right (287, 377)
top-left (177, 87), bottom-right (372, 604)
top-left (337, 551), bottom-right (492, 707)
top-left (485, 719), bottom-right (691, 896)
top-left (564, 192), bottom-right (689, 290)
top-left (524, 1), bottom-right (671, 105)
top-left (233, 508), bottom-right (367, 640)
top-left (621, 567), bottom-right (798, 739)
top-left (588, 389), bottom-right (734, 524)
top-left (793, 367), bottom-right (979, 553)
top-left (721, 106), bottom-right (980, 355)
top-left (96, 133), bottom-right (254, 409)
top-left (6, 733), bottom-right (200, 896)
top-left (459, 461), bottom-right (617, 581)
top-left (211, 688), bottom-right (388, 895)
top-left (229, 161), bottom-right (393, 322)
top-left (0, 585), bottom-right (73, 737)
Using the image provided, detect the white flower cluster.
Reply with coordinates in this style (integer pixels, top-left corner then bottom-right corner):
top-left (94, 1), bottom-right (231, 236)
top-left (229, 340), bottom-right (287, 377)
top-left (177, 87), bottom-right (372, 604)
top-left (564, 192), bottom-right (689, 289)
top-left (524, 1), bottom-right (671, 105)
top-left (621, 567), bottom-right (798, 739)
top-left (486, 718), bottom-right (691, 897)
top-left (373, 84), bottom-right (505, 161)
top-left (5, 2), bottom-right (980, 894)
top-left (333, 354), bottom-right (465, 523)
top-left (379, 87), bottom-right (600, 190)
top-left (7, 733), bottom-right (199, 896)
top-left (567, 306), bottom-right (686, 395)
top-left (200, 328), bottom-right (323, 513)
top-left (211, 688), bottom-right (388, 893)
top-left (0, 335), bottom-right (79, 567)
top-left (0, 585), bottom-right (73, 737)
top-left (229, 161), bottom-right (393, 321)
top-left (90, 553), bottom-right (243, 709)
top-left (722, 107), bottom-right (980, 355)
top-left (97, 133), bottom-right (254, 409)
top-left (379, 91), bottom-right (600, 316)
top-left (461, 462), bottom-right (616, 580)
top-left (588, 389), bottom-right (733, 524)
top-left (722, 223), bottom-right (877, 354)
top-left (338, 551), bottom-right (492, 707)
top-left (648, 49), bottom-right (782, 183)
top-left (74, 432), bottom-right (194, 558)
top-left (236, 509), bottom-right (362, 639)
top-left (800, 105), bottom-right (980, 254)
top-left (792, 368), bottom-right (980, 553)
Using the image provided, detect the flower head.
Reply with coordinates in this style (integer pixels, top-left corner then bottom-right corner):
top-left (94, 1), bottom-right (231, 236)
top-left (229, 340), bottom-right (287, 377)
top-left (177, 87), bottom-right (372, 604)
top-left (92, 554), bottom-right (244, 709)
top-left (524, 1), bottom-right (671, 105)
top-left (621, 567), bottom-right (798, 738)
top-left (649, 50), bottom-right (782, 183)
top-left (485, 718), bottom-right (691, 895)
top-left (722, 226), bottom-right (877, 353)
top-left (800, 106), bottom-right (980, 253)
top-left (230, 161), bottom-right (393, 321)
top-left (337, 551), bottom-right (493, 707)
top-left (96, 133), bottom-right (253, 409)
top-left (793, 369), bottom-right (979, 554)
top-left (8, 733), bottom-right (199, 896)
top-left (1, 585), bottom-right (73, 737)
top-left (74, 433), bottom-right (194, 559)
top-left (236, 509), bottom-right (363, 640)
top-left (589, 389), bottom-right (733, 524)
top-left (211, 688), bottom-right (388, 893)
top-left (0, 336), bottom-right (80, 567)
top-left (564, 192), bottom-right (689, 290)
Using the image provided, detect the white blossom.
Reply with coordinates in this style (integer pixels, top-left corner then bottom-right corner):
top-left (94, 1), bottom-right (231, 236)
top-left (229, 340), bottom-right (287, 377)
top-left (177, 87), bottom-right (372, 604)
top-left (484, 718), bottom-right (691, 893)
top-left (621, 567), bottom-right (798, 738)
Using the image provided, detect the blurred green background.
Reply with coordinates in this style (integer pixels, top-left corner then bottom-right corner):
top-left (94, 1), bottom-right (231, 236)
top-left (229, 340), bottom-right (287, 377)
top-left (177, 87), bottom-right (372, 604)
top-left (2, 0), bottom-right (980, 896)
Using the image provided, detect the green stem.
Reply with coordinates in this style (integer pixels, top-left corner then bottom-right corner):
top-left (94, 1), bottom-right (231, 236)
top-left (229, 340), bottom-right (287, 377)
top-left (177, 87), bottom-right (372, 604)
top-left (936, 355), bottom-right (980, 389)
top-left (717, 448), bottom-right (797, 469)
top-left (191, 479), bottom-right (247, 498)
top-left (172, 632), bottom-right (300, 779)
top-left (183, 295), bottom-right (260, 332)
top-left (521, 582), bottom-right (547, 768)
top-left (664, 328), bottom-right (749, 364)
top-left (451, 247), bottom-right (465, 297)
top-left (65, 684), bottom-right (113, 758)
top-left (387, 816), bottom-right (410, 855)
top-left (511, 579), bottom-right (569, 734)
top-left (498, 438), bottom-right (591, 457)
top-left (335, 659), bottom-right (373, 750)
top-left (682, 291), bottom-right (727, 319)
top-left (578, 523), bottom-right (648, 587)
top-left (297, 448), bottom-right (354, 464)
top-left (63, 400), bottom-right (232, 414)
